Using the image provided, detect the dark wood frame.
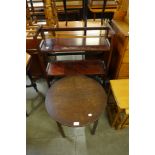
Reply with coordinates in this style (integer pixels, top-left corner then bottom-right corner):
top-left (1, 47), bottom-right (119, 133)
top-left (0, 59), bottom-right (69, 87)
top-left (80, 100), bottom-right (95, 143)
top-left (26, 24), bottom-right (114, 87)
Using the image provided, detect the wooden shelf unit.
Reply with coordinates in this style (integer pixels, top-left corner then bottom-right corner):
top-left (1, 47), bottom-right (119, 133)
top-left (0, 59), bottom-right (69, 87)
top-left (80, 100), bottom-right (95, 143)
top-left (39, 23), bottom-right (115, 82)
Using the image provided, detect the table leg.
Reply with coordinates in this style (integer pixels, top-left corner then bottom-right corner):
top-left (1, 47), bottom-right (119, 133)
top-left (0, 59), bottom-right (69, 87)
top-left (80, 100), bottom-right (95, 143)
top-left (120, 114), bottom-right (129, 129)
top-left (112, 111), bottom-right (120, 128)
top-left (27, 72), bottom-right (38, 92)
top-left (91, 120), bottom-right (98, 135)
top-left (56, 122), bottom-right (66, 137)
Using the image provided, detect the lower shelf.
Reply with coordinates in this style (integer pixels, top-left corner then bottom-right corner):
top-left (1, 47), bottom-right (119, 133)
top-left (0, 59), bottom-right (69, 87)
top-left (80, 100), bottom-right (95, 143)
top-left (46, 60), bottom-right (106, 76)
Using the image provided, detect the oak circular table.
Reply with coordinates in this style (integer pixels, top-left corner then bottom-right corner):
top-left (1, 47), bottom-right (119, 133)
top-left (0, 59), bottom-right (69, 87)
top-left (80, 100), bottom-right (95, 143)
top-left (45, 75), bottom-right (107, 137)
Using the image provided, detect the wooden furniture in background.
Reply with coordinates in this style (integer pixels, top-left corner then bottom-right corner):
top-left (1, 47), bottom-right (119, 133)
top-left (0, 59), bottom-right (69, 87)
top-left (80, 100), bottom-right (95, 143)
top-left (26, 34), bottom-right (50, 88)
top-left (26, 0), bottom-right (119, 24)
top-left (108, 0), bottom-right (129, 79)
top-left (26, 53), bottom-right (39, 93)
top-left (26, 25), bottom-right (41, 39)
top-left (106, 79), bottom-right (129, 129)
top-left (26, 39), bottom-right (44, 79)
top-left (109, 18), bottom-right (129, 79)
top-left (26, 25), bottom-right (47, 80)
top-left (88, 0), bottom-right (118, 21)
top-left (45, 75), bottom-right (107, 137)
top-left (44, 0), bottom-right (59, 28)
top-left (120, 108), bottom-right (129, 128)
top-left (113, 0), bottom-right (128, 21)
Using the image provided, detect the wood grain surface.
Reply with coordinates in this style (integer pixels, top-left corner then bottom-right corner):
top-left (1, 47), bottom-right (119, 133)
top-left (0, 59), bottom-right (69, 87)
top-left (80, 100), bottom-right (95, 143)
top-left (45, 75), bottom-right (107, 127)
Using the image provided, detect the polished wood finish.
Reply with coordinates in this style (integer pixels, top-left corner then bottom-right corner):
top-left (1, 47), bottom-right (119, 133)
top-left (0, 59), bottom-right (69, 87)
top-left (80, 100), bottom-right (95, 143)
top-left (41, 26), bottom-right (110, 32)
top-left (26, 39), bottom-right (45, 78)
top-left (109, 19), bottom-right (129, 79)
top-left (45, 75), bottom-right (107, 128)
top-left (26, 21), bottom-right (114, 86)
top-left (38, 21), bottom-right (114, 81)
top-left (40, 20), bottom-right (115, 39)
top-left (47, 60), bottom-right (105, 76)
top-left (41, 25), bottom-right (111, 39)
top-left (41, 21), bottom-right (115, 38)
top-left (40, 37), bottom-right (110, 52)
top-left (26, 37), bottom-right (50, 87)
top-left (26, 38), bottom-right (42, 49)
top-left (107, 79), bottom-right (129, 129)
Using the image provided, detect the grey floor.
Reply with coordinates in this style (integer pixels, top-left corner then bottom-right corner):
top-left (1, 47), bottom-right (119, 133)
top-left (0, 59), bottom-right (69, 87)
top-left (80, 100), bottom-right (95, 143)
top-left (26, 78), bottom-right (129, 155)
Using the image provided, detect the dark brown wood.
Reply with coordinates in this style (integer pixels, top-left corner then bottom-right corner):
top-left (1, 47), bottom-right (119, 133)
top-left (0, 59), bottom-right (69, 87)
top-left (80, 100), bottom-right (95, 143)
top-left (108, 20), bottom-right (129, 78)
top-left (40, 38), bottom-right (110, 53)
top-left (82, 0), bottom-right (88, 31)
top-left (26, 38), bottom-right (50, 87)
top-left (31, 23), bottom-right (115, 85)
top-left (26, 39), bottom-right (44, 79)
top-left (45, 75), bottom-right (107, 127)
top-left (63, 0), bottom-right (67, 26)
top-left (26, 39), bottom-right (42, 49)
top-left (56, 122), bottom-right (66, 137)
top-left (47, 60), bottom-right (105, 76)
top-left (40, 23), bottom-right (115, 38)
top-left (41, 26), bottom-right (110, 32)
top-left (91, 120), bottom-right (98, 135)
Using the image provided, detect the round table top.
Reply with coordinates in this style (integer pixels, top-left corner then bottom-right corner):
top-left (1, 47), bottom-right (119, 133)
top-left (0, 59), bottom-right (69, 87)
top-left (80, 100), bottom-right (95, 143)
top-left (45, 75), bottom-right (107, 127)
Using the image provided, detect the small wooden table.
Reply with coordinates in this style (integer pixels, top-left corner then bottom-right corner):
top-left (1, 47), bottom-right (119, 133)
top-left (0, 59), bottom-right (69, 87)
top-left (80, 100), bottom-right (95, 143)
top-left (45, 75), bottom-right (107, 137)
top-left (107, 79), bottom-right (129, 129)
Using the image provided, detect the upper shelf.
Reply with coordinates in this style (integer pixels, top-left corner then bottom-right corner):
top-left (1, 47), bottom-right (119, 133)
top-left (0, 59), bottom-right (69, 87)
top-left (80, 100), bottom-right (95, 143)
top-left (40, 37), bottom-right (110, 53)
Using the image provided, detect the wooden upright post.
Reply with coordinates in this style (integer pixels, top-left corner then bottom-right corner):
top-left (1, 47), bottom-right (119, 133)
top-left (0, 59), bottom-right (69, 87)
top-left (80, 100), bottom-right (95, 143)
top-left (44, 0), bottom-right (59, 28)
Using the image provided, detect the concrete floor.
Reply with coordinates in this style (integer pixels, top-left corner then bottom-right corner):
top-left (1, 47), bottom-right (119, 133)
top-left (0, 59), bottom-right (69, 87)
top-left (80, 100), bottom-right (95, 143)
top-left (26, 78), bottom-right (129, 155)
